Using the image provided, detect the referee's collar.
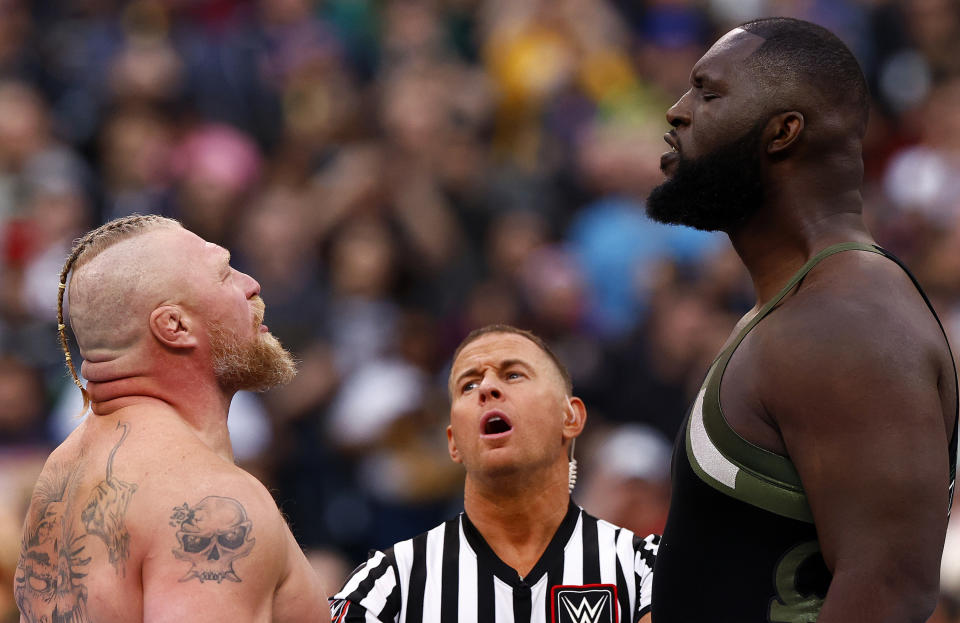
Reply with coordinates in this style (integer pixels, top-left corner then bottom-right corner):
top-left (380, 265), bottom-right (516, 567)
top-left (461, 499), bottom-right (581, 587)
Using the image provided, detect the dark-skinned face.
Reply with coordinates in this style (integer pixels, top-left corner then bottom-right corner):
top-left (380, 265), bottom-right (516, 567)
top-left (646, 121), bottom-right (766, 232)
top-left (646, 29), bottom-right (771, 233)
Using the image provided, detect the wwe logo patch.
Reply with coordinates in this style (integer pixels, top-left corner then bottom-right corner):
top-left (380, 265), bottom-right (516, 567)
top-left (330, 600), bottom-right (350, 623)
top-left (551, 585), bottom-right (617, 623)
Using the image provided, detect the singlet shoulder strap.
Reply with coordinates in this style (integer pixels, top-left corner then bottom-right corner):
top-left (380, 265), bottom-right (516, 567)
top-left (727, 242), bottom-right (884, 355)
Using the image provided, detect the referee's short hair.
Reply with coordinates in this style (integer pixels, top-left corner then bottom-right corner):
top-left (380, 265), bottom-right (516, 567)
top-left (450, 324), bottom-right (573, 395)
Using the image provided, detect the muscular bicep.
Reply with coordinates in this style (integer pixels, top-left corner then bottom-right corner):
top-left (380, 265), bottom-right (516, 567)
top-left (142, 488), bottom-right (284, 623)
top-left (764, 314), bottom-right (950, 614)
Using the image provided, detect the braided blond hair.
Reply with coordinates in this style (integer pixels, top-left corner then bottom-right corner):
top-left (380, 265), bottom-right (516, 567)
top-left (57, 214), bottom-right (180, 413)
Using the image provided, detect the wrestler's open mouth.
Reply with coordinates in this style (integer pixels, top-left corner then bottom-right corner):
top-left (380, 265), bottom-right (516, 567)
top-left (661, 132), bottom-right (681, 175)
top-left (664, 132), bottom-right (680, 153)
top-left (482, 412), bottom-right (513, 435)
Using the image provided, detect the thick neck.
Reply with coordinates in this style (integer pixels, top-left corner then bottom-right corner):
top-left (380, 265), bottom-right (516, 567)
top-left (82, 348), bottom-right (234, 460)
top-left (463, 459), bottom-right (571, 578)
top-left (729, 182), bottom-right (872, 305)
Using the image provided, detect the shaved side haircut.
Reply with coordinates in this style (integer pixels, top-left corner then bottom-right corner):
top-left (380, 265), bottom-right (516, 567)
top-left (739, 17), bottom-right (870, 135)
top-left (57, 214), bottom-right (181, 410)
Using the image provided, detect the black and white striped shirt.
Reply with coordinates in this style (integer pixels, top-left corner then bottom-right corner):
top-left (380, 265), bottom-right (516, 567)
top-left (330, 503), bottom-right (658, 623)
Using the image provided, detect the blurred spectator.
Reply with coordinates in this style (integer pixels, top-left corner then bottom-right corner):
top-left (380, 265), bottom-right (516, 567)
top-left (900, 0), bottom-right (960, 82)
top-left (579, 423), bottom-right (672, 538)
top-left (0, 355), bottom-right (49, 445)
top-left (883, 79), bottom-right (960, 229)
top-left (98, 105), bottom-right (174, 220)
top-left (567, 199), bottom-right (723, 337)
top-left (519, 244), bottom-right (588, 337)
top-left (0, 1), bottom-right (40, 86)
top-left (170, 122), bottom-right (263, 244)
top-left (603, 261), bottom-right (743, 439)
top-left (190, 0), bottom-right (345, 148)
top-left (0, 81), bottom-right (89, 220)
top-left (568, 108), bottom-right (727, 332)
top-left (0, 80), bottom-right (92, 388)
top-left (16, 152), bottom-right (93, 324)
top-left (107, 1), bottom-right (187, 107)
top-left (0, 354), bottom-right (50, 623)
top-left (637, 0), bottom-right (711, 98)
top-left (325, 216), bottom-right (401, 375)
top-left (235, 186), bottom-right (327, 354)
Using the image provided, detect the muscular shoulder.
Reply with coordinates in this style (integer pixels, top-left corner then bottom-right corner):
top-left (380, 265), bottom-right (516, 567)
top-left (118, 415), bottom-right (308, 604)
top-left (763, 251), bottom-right (941, 373)
top-left (755, 250), bottom-right (949, 429)
top-left (115, 416), bottom-right (328, 621)
top-left (111, 423), bottom-right (289, 582)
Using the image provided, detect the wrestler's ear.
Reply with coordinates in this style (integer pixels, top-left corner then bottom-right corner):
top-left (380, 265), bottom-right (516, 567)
top-left (765, 111), bottom-right (804, 156)
top-left (150, 305), bottom-right (198, 349)
top-left (447, 425), bottom-right (462, 464)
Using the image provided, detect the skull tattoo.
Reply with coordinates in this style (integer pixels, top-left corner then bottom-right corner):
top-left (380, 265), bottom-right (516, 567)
top-left (170, 496), bottom-right (255, 583)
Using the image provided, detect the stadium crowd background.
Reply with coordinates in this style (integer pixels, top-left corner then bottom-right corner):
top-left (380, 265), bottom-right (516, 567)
top-left (2, 0), bottom-right (960, 619)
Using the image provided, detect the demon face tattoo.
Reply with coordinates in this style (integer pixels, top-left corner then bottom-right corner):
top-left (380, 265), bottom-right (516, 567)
top-left (15, 480), bottom-right (91, 623)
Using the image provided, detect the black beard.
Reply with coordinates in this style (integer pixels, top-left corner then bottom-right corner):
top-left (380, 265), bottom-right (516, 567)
top-left (646, 123), bottom-right (765, 233)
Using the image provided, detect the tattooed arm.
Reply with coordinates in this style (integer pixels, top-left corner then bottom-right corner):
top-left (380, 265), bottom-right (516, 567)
top-left (141, 470), bottom-right (329, 623)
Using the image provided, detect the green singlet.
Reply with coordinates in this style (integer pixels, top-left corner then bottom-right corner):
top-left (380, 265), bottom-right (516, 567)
top-left (651, 242), bottom-right (958, 623)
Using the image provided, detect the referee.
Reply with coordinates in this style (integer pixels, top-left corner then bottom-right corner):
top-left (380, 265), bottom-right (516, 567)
top-left (330, 325), bottom-right (658, 623)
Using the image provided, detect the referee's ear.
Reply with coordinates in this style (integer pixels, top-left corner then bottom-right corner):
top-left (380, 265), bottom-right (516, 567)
top-left (447, 425), bottom-right (462, 464)
top-left (561, 396), bottom-right (587, 441)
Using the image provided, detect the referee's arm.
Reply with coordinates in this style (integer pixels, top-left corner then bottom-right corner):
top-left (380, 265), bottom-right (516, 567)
top-left (329, 550), bottom-right (401, 623)
top-left (634, 533), bottom-right (659, 623)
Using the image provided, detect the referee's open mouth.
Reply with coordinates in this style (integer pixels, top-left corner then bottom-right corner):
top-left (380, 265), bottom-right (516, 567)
top-left (480, 410), bottom-right (513, 437)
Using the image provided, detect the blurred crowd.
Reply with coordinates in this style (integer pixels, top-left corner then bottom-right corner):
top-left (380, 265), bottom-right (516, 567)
top-left (2, 0), bottom-right (960, 619)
